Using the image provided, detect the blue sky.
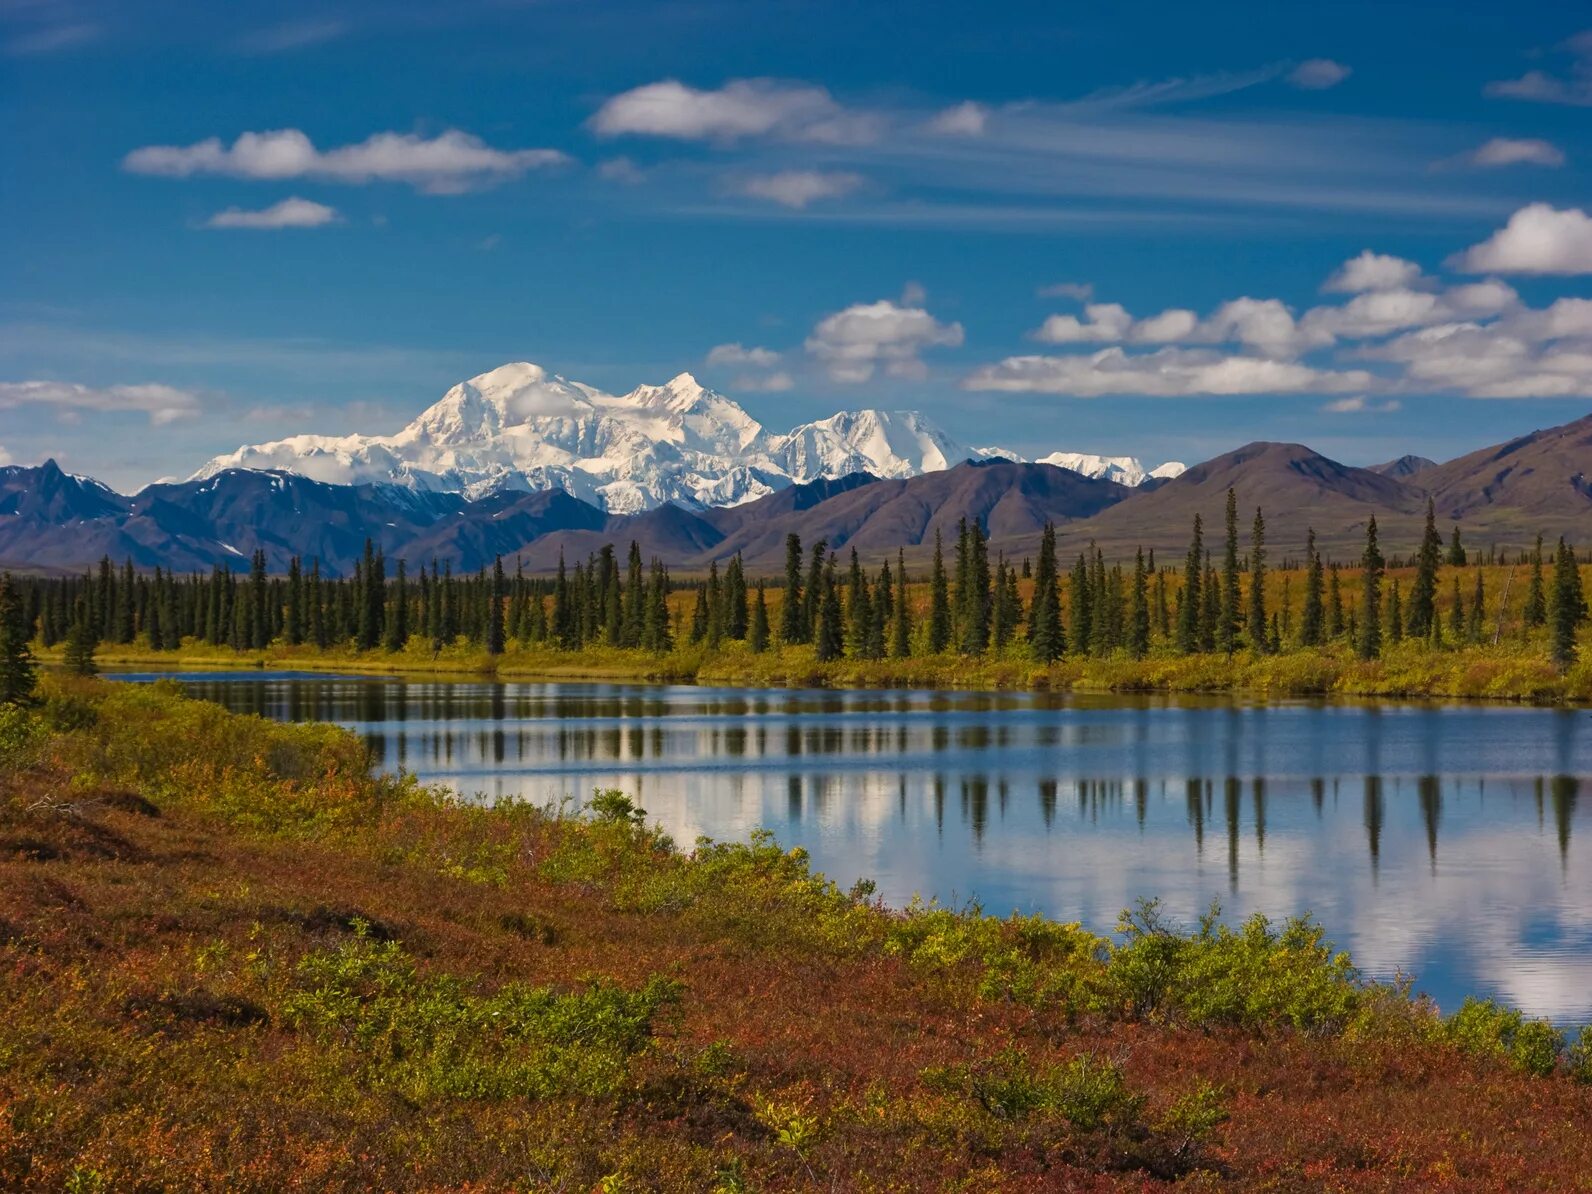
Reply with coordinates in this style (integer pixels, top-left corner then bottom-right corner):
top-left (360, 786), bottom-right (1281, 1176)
top-left (3, 0), bottom-right (1592, 489)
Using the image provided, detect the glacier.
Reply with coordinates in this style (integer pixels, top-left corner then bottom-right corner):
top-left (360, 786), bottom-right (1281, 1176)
top-left (194, 362), bottom-right (1183, 513)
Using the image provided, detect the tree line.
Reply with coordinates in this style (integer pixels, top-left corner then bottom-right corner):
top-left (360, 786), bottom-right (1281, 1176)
top-left (0, 489), bottom-right (1586, 685)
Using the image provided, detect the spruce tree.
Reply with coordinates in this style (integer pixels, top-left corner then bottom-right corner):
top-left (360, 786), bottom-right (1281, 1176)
top-left (689, 584), bottom-right (709, 644)
top-left (1220, 488), bottom-right (1241, 655)
top-left (779, 534), bottom-right (804, 644)
top-left (0, 574), bottom-right (37, 705)
top-left (486, 557), bottom-right (506, 655)
top-left (1129, 548), bottom-right (1150, 659)
top-left (285, 557), bottom-right (304, 645)
top-left (1328, 564), bottom-right (1344, 640)
top-left (866, 563), bottom-right (890, 659)
top-left (802, 540), bottom-right (828, 647)
top-left (1300, 530), bottom-right (1324, 647)
top-left (63, 593), bottom-right (99, 677)
top-left (891, 550), bottom-right (913, 658)
top-left (1069, 553), bottom-right (1093, 656)
top-left (623, 542), bottom-right (646, 647)
top-left (1200, 553), bottom-right (1220, 652)
top-left (749, 583), bottom-right (770, 653)
top-left (1447, 525), bottom-right (1467, 567)
top-left (815, 561), bottom-right (844, 662)
top-left (1358, 517), bottom-right (1384, 661)
top-left (1028, 522), bottom-right (1063, 664)
top-left (1386, 578), bottom-right (1403, 643)
top-left (705, 561), bottom-right (725, 649)
top-left (1176, 514), bottom-right (1203, 653)
top-left (1550, 538), bottom-right (1582, 668)
top-left (1525, 534), bottom-right (1548, 627)
top-left (845, 549), bottom-right (870, 656)
top-left (1409, 499), bottom-right (1442, 639)
top-left (1248, 505), bottom-right (1267, 652)
top-left (309, 560), bottom-right (328, 649)
top-left (927, 531), bottom-right (951, 654)
top-left (385, 560), bottom-right (409, 651)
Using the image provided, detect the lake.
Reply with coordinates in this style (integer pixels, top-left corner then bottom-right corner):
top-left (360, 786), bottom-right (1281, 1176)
top-left (113, 671), bottom-right (1592, 1022)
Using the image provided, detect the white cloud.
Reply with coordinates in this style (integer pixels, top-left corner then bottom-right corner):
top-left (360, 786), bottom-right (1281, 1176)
top-left (590, 78), bottom-right (878, 144)
top-left (1486, 32), bottom-right (1592, 107)
top-left (1465, 137), bottom-right (1566, 168)
top-left (731, 371), bottom-right (794, 392)
top-left (1322, 250), bottom-right (1427, 293)
top-left (1034, 303), bottom-right (1133, 343)
top-left (965, 346), bottom-right (1371, 397)
top-left (1196, 297), bottom-right (1324, 357)
top-left (1443, 279), bottom-right (1520, 315)
top-left (706, 343), bottom-right (782, 367)
top-left (1367, 322), bottom-right (1592, 399)
top-left (203, 196), bottom-right (340, 229)
top-left (806, 299), bottom-right (964, 382)
top-left (1322, 396), bottom-right (1401, 413)
top-left (0, 380), bottom-right (201, 425)
top-left (597, 156), bottom-right (645, 185)
top-left (0, 443), bottom-right (11, 466)
top-left (1450, 203), bottom-right (1592, 275)
top-left (1037, 281), bottom-right (1094, 301)
top-left (734, 169), bottom-right (863, 208)
top-left (1302, 288), bottom-right (1447, 339)
top-left (927, 101), bottom-right (990, 136)
top-left (1288, 59), bottom-right (1351, 90)
top-left (124, 129), bottom-right (568, 194)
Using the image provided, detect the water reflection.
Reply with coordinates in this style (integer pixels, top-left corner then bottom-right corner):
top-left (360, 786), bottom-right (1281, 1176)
top-left (114, 672), bottom-right (1592, 1021)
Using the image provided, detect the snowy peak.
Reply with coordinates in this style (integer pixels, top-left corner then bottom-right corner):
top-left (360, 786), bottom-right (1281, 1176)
top-left (193, 360), bottom-right (1171, 513)
top-left (776, 410), bottom-right (971, 481)
top-left (1037, 451), bottom-right (1186, 488)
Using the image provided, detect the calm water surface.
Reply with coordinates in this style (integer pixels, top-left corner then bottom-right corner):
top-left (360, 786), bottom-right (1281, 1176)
top-left (116, 672), bottom-right (1592, 1021)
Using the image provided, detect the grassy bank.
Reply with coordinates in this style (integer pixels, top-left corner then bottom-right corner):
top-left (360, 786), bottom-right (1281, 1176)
top-left (62, 635), bottom-right (1592, 704)
top-left (3, 677), bottom-right (1592, 1189)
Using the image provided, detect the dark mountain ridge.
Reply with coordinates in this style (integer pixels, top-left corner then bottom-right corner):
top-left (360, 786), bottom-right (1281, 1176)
top-left (3, 409), bottom-right (1591, 575)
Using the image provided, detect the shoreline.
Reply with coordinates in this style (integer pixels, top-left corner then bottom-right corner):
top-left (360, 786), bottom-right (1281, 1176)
top-left (57, 639), bottom-right (1592, 706)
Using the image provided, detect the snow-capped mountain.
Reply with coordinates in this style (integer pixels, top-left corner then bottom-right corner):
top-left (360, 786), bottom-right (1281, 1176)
top-left (195, 362), bottom-right (1178, 513)
top-left (1035, 452), bottom-right (1186, 488)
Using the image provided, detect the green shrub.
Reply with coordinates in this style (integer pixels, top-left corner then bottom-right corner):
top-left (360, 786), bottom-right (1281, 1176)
top-left (958, 1048), bottom-right (1144, 1133)
top-left (280, 929), bottom-right (680, 1101)
top-left (1110, 900), bottom-right (1361, 1033)
top-left (0, 703), bottom-right (40, 766)
top-left (1568, 1025), bottom-right (1592, 1083)
top-left (1444, 998), bottom-right (1564, 1076)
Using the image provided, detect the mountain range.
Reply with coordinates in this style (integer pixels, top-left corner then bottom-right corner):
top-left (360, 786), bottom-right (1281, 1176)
top-left (192, 362), bottom-right (1185, 513)
top-left (1, 357), bottom-right (1589, 576)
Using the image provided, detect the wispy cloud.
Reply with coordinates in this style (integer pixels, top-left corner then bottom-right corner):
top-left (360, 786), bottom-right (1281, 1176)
top-left (590, 78), bottom-right (880, 144)
top-left (1486, 30), bottom-right (1592, 106)
top-left (0, 380), bottom-right (201, 425)
top-left (234, 18), bottom-right (349, 54)
top-left (125, 129), bottom-right (569, 194)
top-left (203, 197), bottom-right (341, 229)
top-left (1322, 396), bottom-right (1400, 413)
top-left (1287, 59), bottom-right (1352, 90)
top-left (4, 19), bottom-right (98, 56)
top-left (732, 169), bottom-right (863, 208)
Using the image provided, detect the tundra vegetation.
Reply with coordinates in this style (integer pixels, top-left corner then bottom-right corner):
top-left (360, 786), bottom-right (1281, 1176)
top-left (1, 670), bottom-right (1591, 1189)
